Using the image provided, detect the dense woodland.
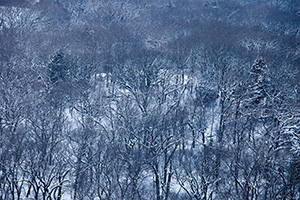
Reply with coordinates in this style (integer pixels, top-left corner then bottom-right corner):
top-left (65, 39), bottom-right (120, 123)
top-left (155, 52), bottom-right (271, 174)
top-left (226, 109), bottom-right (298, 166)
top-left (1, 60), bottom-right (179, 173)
top-left (0, 0), bottom-right (300, 199)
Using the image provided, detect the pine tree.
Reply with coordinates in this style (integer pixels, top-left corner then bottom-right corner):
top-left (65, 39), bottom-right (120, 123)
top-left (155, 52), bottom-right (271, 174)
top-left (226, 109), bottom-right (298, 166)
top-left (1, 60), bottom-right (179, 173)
top-left (249, 57), bottom-right (267, 106)
top-left (46, 51), bottom-right (74, 106)
top-left (48, 51), bottom-right (70, 84)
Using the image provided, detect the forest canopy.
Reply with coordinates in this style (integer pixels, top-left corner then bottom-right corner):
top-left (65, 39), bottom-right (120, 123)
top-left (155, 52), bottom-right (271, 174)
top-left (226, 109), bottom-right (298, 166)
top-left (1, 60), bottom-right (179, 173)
top-left (0, 0), bottom-right (300, 199)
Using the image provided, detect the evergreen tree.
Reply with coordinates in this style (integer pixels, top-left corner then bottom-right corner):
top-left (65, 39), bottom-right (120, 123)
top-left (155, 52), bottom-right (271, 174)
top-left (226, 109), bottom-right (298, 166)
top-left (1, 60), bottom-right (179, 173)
top-left (48, 51), bottom-right (70, 84)
top-left (249, 57), bottom-right (267, 106)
